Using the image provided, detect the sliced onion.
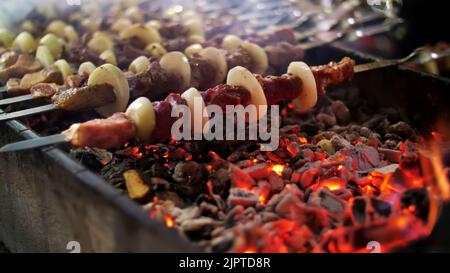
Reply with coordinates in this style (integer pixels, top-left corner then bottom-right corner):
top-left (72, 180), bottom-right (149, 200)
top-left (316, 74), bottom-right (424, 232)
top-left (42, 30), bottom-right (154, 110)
top-left (184, 44), bottom-right (203, 57)
top-left (185, 18), bottom-right (204, 38)
top-left (129, 56), bottom-right (150, 74)
top-left (46, 20), bottom-right (67, 37)
top-left (159, 51), bottom-right (191, 90)
top-left (64, 25), bottom-right (79, 42)
top-left (221, 35), bottom-right (242, 50)
top-left (112, 18), bottom-right (132, 32)
top-left (87, 64), bottom-right (130, 117)
top-left (241, 42), bottom-right (268, 74)
top-left (78, 62), bottom-right (96, 76)
top-left (88, 32), bottom-right (114, 53)
top-left (35, 45), bottom-right (54, 68)
top-left (119, 25), bottom-right (161, 44)
top-left (199, 47), bottom-right (227, 85)
top-left (40, 33), bottom-right (64, 58)
top-left (144, 43), bottom-right (167, 58)
top-left (227, 66), bottom-right (267, 122)
top-left (12, 32), bottom-right (37, 53)
top-left (125, 97), bottom-right (156, 142)
top-left (99, 50), bottom-right (117, 66)
top-left (181, 87), bottom-right (208, 134)
top-left (287, 62), bottom-right (317, 112)
top-left (54, 59), bottom-right (73, 80)
top-left (145, 20), bottom-right (161, 30)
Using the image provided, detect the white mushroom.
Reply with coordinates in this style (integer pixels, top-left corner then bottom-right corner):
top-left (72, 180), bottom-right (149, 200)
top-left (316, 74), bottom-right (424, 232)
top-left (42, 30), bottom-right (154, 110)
top-left (159, 51), bottom-right (191, 90)
top-left (241, 42), bottom-right (269, 74)
top-left (125, 97), bottom-right (156, 142)
top-left (227, 66), bottom-right (267, 122)
top-left (87, 64), bottom-right (130, 117)
top-left (198, 47), bottom-right (228, 85)
top-left (287, 62), bottom-right (318, 112)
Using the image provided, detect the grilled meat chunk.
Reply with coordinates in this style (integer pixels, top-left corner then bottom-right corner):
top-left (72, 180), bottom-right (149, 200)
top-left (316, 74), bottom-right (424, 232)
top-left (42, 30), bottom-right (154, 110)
top-left (225, 48), bottom-right (254, 71)
top-left (265, 42), bottom-right (304, 73)
top-left (66, 113), bottom-right (136, 149)
top-left (52, 83), bottom-right (116, 111)
top-left (257, 74), bottom-right (302, 105)
top-left (0, 54), bottom-right (42, 85)
top-left (128, 60), bottom-right (182, 101)
top-left (311, 57), bottom-right (355, 96)
top-left (30, 83), bottom-right (60, 98)
top-left (189, 54), bottom-right (218, 90)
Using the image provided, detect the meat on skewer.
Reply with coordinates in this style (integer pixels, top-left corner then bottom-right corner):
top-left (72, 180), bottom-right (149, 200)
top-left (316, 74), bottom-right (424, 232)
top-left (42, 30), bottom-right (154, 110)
top-left (54, 58), bottom-right (355, 150)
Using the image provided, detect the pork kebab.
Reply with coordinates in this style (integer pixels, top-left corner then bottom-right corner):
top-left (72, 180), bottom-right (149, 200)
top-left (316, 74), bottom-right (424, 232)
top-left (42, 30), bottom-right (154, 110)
top-left (0, 57), bottom-right (355, 152)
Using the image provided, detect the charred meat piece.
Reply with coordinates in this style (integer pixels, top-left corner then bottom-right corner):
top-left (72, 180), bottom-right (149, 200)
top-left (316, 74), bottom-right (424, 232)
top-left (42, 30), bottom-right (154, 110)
top-left (114, 39), bottom-right (150, 69)
top-left (0, 50), bottom-right (19, 68)
top-left (63, 34), bottom-right (105, 67)
top-left (65, 113), bottom-right (136, 149)
top-left (52, 83), bottom-right (116, 111)
top-left (152, 93), bottom-right (187, 142)
top-left (5, 67), bottom-right (63, 96)
top-left (257, 74), bottom-right (302, 105)
top-left (225, 48), bottom-right (254, 71)
top-left (189, 54), bottom-right (218, 90)
top-left (311, 57), bottom-right (355, 96)
top-left (64, 74), bottom-right (87, 88)
top-left (245, 28), bottom-right (297, 47)
top-left (202, 84), bottom-right (252, 111)
top-left (265, 42), bottom-right (304, 72)
top-left (159, 23), bottom-right (189, 39)
top-left (30, 83), bottom-right (60, 98)
top-left (163, 37), bottom-right (190, 52)
top-left (0, 54), bottom-right (42, 85)
top-left (128, 60), bottom-right (182, 101)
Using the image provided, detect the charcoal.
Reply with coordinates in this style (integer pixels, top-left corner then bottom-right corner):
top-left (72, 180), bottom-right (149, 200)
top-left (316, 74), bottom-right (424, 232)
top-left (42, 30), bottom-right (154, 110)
top-left (210, 168), bottom-right (231, 196)
top-left (155, 191), bottom-right (185, 208)
top-left (227, 188), bottom-right (259, 208)
top-left (371, 198), bottom-right (391, 218)
top-left (352, 197), bottom-right (367, 224)
top-left (181, 217), bottom-right (221, 241)
top-left (243, 163), bottom-right (272, 179)
top-left (388, 121), bottom-right (415, 138)
top-left (331, 100), bottom-right (351, 124)
top-left (275, 193), bottom-right (303, 217)
top-left (330, 135), bottom-right (351, 151)
top-left (347, 144), bottom-right (381, 171)
top-left (172, 161), bottom-right (207, 197)
top-left (308, 188), bottom-right (347, 215)
top-left (211, 236), bottom-right (234, 253)
top-left (268, 172), bottom-right (284, 193)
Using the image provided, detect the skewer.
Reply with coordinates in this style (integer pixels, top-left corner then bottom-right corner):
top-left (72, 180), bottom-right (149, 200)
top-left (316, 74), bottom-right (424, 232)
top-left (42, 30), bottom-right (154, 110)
top-left (0, 58), bottom-right (356, 152)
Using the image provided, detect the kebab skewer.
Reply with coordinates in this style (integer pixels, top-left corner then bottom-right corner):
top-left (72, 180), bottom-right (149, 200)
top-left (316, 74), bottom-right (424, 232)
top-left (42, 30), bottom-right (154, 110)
top-left (0, 37), bottom-right (303, 111)
top-left (0, 57), bottom-right (355, 152)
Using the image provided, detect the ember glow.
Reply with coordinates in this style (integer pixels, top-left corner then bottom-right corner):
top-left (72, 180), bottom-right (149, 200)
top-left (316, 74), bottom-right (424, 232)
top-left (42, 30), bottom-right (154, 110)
top-left (165, 215), bottom-right (175, 228)
top-left (271, 164), bottom-right (285, 176)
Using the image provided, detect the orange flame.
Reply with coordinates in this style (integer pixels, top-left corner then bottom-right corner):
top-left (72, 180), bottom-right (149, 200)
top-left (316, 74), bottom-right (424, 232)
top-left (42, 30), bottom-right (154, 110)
top-left (165, 215), bottom-right (174, 228)
top-left (271, 164), bottom-right (285, 176)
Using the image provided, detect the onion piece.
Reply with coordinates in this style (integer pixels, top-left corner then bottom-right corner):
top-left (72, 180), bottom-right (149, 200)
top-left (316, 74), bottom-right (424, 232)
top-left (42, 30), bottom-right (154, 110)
top-left (125, 97), bottom-right (156, 142)
top-left (87, 64), bottom-right (130, 117)
top-left (241, 42), bottom-right (268, 74)
top-left (287, 62), bottom-right (317, 112)
top-left (184, 44), bottom-right (203, 57)
top-left (181, 87), bottom-right (208, 134)
top-left (12, 32), bottom-right (37, 53)
top-left (54, 59), bottom-right (73, 80)
top-left (99, 50), bottom-right (117, 66)
top-left (159, 51), bottom-right (191, 90)
top-left (221, 35), bottom-right (242, 50)
top-left (227, 66), bottom-right (267, 122)
top-left (129, 56), bottom-right (150, 74)
top-left (119, 25), bottom-right (161, 44)
top-left (46, 20), bottom-right (67, 37)
top-left (144, 43), bottom-right (167, 58)
top-left (35, 45), bottom-right (54, 68)
top-left (40, 33), bottom-right (64, 58)
top-left (199, 47), bottom-right (227, 85)
top-left (78, 62), bottom-right (96, 76)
